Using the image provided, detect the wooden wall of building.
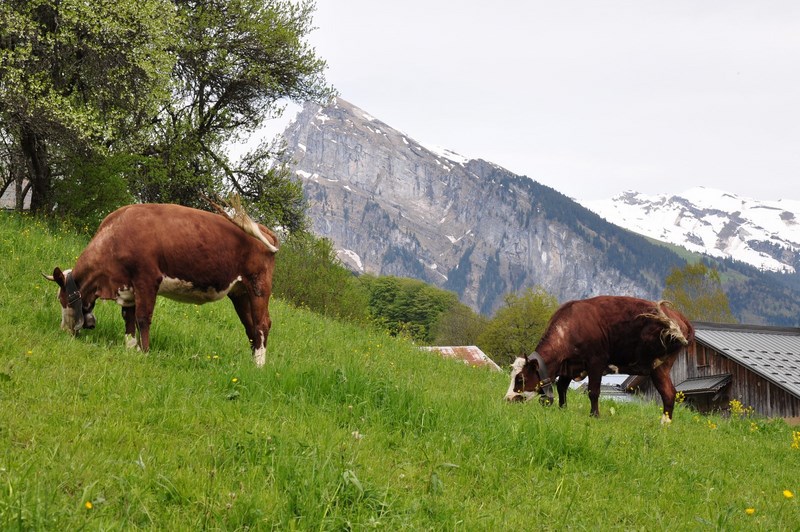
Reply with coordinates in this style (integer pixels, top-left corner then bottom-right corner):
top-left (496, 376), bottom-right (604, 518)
top-left (638, 343), bottom-right (800, 419)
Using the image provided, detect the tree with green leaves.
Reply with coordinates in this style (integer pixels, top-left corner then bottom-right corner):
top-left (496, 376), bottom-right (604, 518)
top-left (272, 233), bottom-right (369, 322)
top-left (477, 286), bottom-right (559, 366)
top-left (662, 262), bottom-right (737, 323)
top-left (430, 302), bottom-right (488, 347)
top-left (0, 0), bottom-right (176, 212)
top-left (360, 275), bottom-right (460, 343)
top-left (1, 0), bottom-right (333, 232)
top-left (139, 0), bottom-right (334, 231)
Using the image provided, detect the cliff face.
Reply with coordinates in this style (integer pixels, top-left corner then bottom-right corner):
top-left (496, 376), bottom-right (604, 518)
top-left (282, 98), bottom-right (657, 314)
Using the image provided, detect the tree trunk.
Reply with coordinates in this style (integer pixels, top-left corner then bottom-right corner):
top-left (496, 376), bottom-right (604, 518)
top-left (20, 126), bottom-right (52, 213)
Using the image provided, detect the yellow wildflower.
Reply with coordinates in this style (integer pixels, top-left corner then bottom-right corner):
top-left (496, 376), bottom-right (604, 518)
top-left (745, 508), bottom-right (755, 515)
top-left (232, 377), bottom-right (238, 383)
top-left (784, 490), bottom-right (794, 499)
top-left (85, 501), bottom-right (93, 509)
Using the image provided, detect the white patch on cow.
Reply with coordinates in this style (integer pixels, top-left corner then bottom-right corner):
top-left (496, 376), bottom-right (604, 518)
top-left (553, 324), bottom-right (567, 343)
top-left (660, 413), bottom-right (672, 425)
top-left (608, 364), bottom-right (619, 374)
top-left (125, 334), bottom-right (137, 349)
top-left (116, 286), bottom-right (135, 307)
top-left (504, 357), bottom-right (528, 401)
top-left (253, 331), bottom-right (266, 367)
top-left (665, 319), bottom-right (688, 346)
top-left (61, 306), bottom-right (82, 333)
top-left (158, 275), bottom-right (242, 304)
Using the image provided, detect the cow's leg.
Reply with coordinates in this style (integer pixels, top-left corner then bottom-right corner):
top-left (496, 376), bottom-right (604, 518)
top-left (229, 292), bottom-right (257, 349)
top-left (229, 289), bottom-right (271, 367)
top-left (651, 362), bottom-right (677, 424)
top-left (247, 293), bottom-right (271, 368)
top-left (587, 369), bottom-right (603, 417)
top-left (121, 306), bottom-right (138, 349)
top-left (132, 281), bottom-right (158, 352)
top-left (556, 375), bottom-right (570, 408)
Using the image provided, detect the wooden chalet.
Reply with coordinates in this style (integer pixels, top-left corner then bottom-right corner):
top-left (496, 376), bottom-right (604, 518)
top-left (624, 322), bottom-right (800, 419)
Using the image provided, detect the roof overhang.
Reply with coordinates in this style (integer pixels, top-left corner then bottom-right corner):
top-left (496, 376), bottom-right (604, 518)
top-left (676, 374), bottom-right (732, 396)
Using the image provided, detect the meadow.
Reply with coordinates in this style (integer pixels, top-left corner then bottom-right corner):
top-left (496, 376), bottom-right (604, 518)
top-left (1, 212), bottom-right (799, 530)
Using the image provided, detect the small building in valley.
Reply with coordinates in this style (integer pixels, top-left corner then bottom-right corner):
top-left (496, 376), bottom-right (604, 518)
top-left (625, 322), bottom-right (800, 419)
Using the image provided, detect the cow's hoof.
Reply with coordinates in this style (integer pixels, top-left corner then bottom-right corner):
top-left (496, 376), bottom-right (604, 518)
top-left (125, 334), bottom-right (138, 349)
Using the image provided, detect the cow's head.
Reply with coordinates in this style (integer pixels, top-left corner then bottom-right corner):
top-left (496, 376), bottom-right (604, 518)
top-left (44, 267), bottom-right (95, 334)
top-left (504, 353), bottom-right (552, 403)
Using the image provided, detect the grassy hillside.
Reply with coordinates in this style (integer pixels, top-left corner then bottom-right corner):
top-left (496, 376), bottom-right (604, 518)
top-left (2, 212), bottom-right (799, 530)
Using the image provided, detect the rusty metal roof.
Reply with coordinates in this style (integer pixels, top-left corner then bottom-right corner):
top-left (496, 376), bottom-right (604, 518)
top-left (694, 322), bottom-right (800, 401)
top-left (421, 346), bottom-right (502, 372)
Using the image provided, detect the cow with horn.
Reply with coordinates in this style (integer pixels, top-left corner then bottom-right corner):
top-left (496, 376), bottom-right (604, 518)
top-left (504, 296), bottom-right (694, 423)
top-left (45, 197), bottom-right (279, 366)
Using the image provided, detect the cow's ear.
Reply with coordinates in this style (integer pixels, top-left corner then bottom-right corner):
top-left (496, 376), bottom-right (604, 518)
top-left (49, 267), bottom-right (66, 288)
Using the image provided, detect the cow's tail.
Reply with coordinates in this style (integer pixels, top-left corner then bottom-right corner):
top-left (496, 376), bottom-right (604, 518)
top-left (639, 301), bottom-right (688, 346)
top-left (205, 194), bottom-right (279, 253)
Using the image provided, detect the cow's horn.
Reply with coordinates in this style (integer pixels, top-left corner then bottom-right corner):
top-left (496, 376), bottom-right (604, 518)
top-left (42, 272), bottom-right (55, 281)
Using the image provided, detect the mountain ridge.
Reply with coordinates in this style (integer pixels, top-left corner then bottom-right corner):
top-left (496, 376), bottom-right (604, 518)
top-left (281, 97), bottom-right (800, 325)
top-left (581, 188), bottom-right (800, 274)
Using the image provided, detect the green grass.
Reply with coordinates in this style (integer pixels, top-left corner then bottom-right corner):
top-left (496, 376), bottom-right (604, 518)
top-left (2, 211), bottom-right (800, 530)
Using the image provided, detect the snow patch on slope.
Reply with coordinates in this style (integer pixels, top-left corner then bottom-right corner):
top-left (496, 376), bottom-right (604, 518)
top-left (580, 187), bottom-right (800, 273)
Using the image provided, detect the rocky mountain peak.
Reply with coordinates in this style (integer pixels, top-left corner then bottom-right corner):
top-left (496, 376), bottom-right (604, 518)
top-left (282, 98), bottom-right (675, 314)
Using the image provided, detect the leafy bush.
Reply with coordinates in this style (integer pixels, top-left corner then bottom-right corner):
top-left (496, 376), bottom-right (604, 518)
top-left (272, 232), bottom-right (369, 322)
top-left (477, 285), bottom-right (558, 365)
top-left (430, 302), bottom-right (488, 347)
top-left (360, 275), bottom-right (459, 343)
top-left (51, 154), bottom-right (135, 233)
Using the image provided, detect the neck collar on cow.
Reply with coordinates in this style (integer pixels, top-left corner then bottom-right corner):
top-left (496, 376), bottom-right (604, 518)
top-left (526, 351), bottom-right (553, 397)
top-left (65, 271), bottom-right (83, 309)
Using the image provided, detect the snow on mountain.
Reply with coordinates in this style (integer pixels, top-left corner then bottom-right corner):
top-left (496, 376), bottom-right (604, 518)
top-left (580, 187), bottom-right (800, 273)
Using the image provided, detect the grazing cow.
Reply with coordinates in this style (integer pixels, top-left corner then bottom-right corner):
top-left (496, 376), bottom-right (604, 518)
top-left (45, 201), bottom-right (279, 366)
top-left (504, 296), bottom-right (694, 422)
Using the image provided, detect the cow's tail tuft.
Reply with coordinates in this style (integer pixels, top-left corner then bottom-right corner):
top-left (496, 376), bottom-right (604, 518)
top-left (639, 300), bottom-right (688, 347)
top-left (204, 194), bottom-right (279, 253)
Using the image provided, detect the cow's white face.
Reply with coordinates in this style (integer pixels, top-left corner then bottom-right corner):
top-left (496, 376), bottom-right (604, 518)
top-left (504, 357), bottom-right (537, 402)
top-left (51, 269), bottom-right (83, 334)
top-left (60, 303), bottom-right (83, 334)
top-left (46, 267), bottom-right (95, 335)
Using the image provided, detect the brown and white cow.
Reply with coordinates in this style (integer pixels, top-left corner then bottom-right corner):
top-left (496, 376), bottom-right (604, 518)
top-left (46, 201), bottom-right (279, 366)
top-left (504, 295), bottom-right (694, 423)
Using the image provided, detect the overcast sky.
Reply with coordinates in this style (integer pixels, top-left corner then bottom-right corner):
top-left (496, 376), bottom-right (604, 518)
top-left (301, 1), bottom-right (800, 202)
